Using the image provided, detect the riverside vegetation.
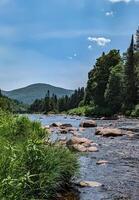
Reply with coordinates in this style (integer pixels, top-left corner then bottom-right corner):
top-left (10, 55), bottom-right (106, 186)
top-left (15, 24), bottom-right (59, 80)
top-left (0, 110), bottom-right (78, 199)
top-left (29, 35), bottom-right (139, 117)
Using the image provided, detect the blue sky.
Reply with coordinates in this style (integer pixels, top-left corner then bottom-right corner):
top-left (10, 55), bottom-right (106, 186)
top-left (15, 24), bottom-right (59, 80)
top-left (0, 0), bottom-right (139, 90)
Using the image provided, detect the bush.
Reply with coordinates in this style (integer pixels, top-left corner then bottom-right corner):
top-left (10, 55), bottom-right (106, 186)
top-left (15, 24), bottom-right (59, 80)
top-left (0, 110), bottom-right (46, 142)
top-left (0, 140), bottom-right (78, 199)
top-left (131, 104), bottom-right (139, 117)
top-left (85, 105), bottom-right (113, 117)
top-left (67, 106), bottom-right (90, 116)
top-left (0, 110), bottom-right (79, 199)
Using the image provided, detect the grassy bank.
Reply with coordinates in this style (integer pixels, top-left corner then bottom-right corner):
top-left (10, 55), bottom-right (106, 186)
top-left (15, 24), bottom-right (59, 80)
top-left (67, 105), bottom-right (113, 117)
top-left (67, 105), bottom-right (139, 118)
top-left (67, 106), bottom-right (91, 116)
top-left (0, 110), bottom-right (78, 200)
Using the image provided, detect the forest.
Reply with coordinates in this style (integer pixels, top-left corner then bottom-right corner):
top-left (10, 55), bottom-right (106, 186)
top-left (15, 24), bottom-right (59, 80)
top-left (29, 35), bottom-right (139, 117)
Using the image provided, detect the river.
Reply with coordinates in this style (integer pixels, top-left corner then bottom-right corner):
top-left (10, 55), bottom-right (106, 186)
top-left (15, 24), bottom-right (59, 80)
top-left (27, 114), bottom-right (139, 200)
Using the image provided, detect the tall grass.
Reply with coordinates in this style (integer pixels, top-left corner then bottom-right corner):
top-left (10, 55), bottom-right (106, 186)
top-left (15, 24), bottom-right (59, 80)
top-left (0, 110), bottom-right (78, 199)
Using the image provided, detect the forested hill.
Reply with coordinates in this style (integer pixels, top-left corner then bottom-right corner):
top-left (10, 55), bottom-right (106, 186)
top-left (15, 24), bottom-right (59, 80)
top-left (2, 83), bottom-right (73, 105)
top-left (0, 91), bottom-right (27, 113)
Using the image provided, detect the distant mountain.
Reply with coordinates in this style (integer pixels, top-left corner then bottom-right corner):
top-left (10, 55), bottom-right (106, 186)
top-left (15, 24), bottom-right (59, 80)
top-left (2, 83), bottom-right (74, 105)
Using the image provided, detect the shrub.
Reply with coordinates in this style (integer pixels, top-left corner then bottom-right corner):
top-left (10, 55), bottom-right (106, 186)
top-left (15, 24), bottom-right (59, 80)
top-left (0, 110), bottom-right (46, 142)
top-left (0, 111), bottom-right (79, 199)
top-left (67, 106), bottom-right (89, 116)
top-left (0, 140), bottom-right (78, 199)
top-left (85, 105), bottom-right (113, 117)
top-left (131, 104), bottom-right (139, 117)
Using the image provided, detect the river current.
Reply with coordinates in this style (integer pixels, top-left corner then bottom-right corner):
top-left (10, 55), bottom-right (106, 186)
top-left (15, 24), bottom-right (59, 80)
top-left (27, 114), bottom-right (139, 200)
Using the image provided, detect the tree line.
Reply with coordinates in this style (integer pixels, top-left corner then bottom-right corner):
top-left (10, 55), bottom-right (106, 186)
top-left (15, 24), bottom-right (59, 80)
top-left (29, 35), bottom-right (139, 116)
top-left (29, 87), bottom-right (85, 113)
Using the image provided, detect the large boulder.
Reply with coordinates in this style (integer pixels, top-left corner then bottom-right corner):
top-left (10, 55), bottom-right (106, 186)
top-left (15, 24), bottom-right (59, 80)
top-left (95, 127), bottom-right (124, 137)
top-left (80, 120), bottom-right (97, 128)
top-left (67, 136), bottom-right (98, 152)
top-left (67, 136), bottom-right (92, 146)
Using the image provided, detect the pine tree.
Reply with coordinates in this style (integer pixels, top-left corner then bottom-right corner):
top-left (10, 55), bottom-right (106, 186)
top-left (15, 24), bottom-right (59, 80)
top-left (105, 63), bottom-right (124, 114)
top-left (0, 89), bottom-right (2, 97)
top-left (124, 35), bottom-right (137, 109)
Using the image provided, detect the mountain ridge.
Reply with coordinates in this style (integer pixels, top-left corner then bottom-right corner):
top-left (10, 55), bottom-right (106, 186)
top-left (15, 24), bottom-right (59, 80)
top-left (2, 83), bottom-right (74, 105)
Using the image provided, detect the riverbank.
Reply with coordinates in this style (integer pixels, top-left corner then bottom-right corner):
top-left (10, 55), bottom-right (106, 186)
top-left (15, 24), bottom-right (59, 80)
top-left (0, 110), bottom-right (78, 200)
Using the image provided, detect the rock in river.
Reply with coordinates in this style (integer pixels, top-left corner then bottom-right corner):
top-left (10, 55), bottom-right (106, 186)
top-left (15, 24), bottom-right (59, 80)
top-left (79, 181), bottom-right (102, 187)
top-left (70, 144), bottom-right (98, 152)
top-left (71, 144), bottom-right (87, 152)
top-left (96, 160), bottom-right (109, 165)
top-left (50, 122), bottom-right (62, 127)
top-left (95, 127), bottom-right (124, 137)
top-left (67, 136), bottom-right (92, 146)
top-left (80, 120), bottom-right (97, 128)
top-left (67, 136), bottom-right (98, 152)
top-left (60, 123), bottom-right (73, 129)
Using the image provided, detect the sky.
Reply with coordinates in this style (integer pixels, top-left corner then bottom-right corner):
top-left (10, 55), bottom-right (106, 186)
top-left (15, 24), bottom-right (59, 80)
top-left (0, 0), bottom-right (139, 91)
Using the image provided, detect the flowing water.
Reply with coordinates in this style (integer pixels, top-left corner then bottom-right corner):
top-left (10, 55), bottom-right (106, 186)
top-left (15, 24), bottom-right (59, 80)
top-left (27, 114), bottom-right (139, 200)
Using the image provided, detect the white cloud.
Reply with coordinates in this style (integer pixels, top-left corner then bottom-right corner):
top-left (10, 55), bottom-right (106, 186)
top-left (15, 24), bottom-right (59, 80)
top-left (88, 37), bottom-right (111, 46)
top-left (109, 0), bottom-right (139, 3)
top-left (88, 45), bottom-right (92, 50)
top-left (105, 11), bottom-right (114, 16)
top-left (67, 53), bottom-right (77, 60)
top-left (109, 0), bottom-right (130, 2)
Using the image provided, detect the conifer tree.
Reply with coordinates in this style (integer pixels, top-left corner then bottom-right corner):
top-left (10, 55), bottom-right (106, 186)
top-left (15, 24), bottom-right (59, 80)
top-left (124, 35), bottom-right (137, 109)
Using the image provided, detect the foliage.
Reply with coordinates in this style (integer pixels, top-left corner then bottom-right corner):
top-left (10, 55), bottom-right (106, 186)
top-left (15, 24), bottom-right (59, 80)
top-left (124, 35), bottom-right (137, 110)
top-left (0, 94), bottom-right (27, 113)
top-left (84, 50), bottom-right (121, 106)
top-left (131, 104), bottom-right (139, 117)
top-left (29, 87), bottom-right (85, 114)
top-left (105, 63), bottom-right (124, 114)
top-left (0, 110), bottom-right (45, 142)
top-left (0, 111), bottom-right (78, 199)
top-left (85, 105), bottom-right (113, 117)
top-left (67, 106), bottom-right (89, 116)
top-left (84, 39), bottom-right (139, 117)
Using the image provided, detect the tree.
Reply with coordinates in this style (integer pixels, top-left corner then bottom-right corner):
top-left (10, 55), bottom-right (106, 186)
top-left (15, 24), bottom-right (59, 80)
top-left (85, 50), bottom-right (121, 106)
top-left (0, 89), bottom-right (2, 97)
top-left (105, 63), bottom-right (124, 114)
top-left (124, 35), bottom-right (137, 109)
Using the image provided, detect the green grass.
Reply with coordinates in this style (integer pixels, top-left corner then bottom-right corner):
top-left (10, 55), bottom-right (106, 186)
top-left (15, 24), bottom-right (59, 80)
top-left (0, 110), bottom-right (78, 199)
top-left (67, 106), bottom-right (90, 116)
